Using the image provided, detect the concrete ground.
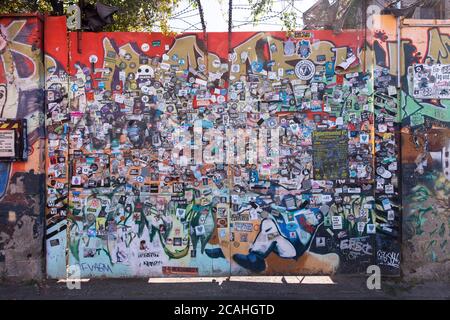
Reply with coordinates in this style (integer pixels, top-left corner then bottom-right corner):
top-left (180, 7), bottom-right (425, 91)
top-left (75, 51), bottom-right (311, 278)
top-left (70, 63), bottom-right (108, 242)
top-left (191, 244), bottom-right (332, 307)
top-left (0, 275), bottom-right (449, 300)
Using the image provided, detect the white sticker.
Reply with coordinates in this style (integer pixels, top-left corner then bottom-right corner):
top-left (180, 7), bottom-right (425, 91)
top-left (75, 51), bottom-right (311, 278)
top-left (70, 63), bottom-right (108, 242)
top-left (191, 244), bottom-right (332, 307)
top-left (195, 78), bottom-right (207, 86)
top-left (89, 55), bottom-right (98, 63)
top-left (0, 130), bottom-right (15, 157)
top-left (294, 60), bottom-right (315, 81)
top-left (316, 237), bottom-right (326, 247)
top-left (357, 221), bottom-right (366, 232)
top-left (160, 63), bottom-right (170, 70)
top-left (195, 225), bottom-right (205, 236)
top-left (71, 176), bottom-right (82, 185)
top-left (114, 94), bottom-right (125, 103)
top-left (388, 210), bottom-right (395, 221)
top-left (366, 224), bottom-right (376, 234)
top-left (332, 216), bottom-right (343, 230)
top-left (388, 85), bottom-right (397, 96)
top-left (268, 71), bottom-right (277, 80)
top-left (231, 64), bottom-right (240, 73)
top-left (141, 43), bottom-right (150, 52)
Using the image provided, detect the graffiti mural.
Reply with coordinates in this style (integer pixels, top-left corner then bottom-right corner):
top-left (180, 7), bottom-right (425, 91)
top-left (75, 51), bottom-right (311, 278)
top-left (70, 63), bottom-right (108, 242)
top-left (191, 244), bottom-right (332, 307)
top-left (373, 15), bottom-right (450, 276)
top-left (0, 15), bottom-right (45, 279)
top-left (42, 17), bottom-right (406, 278)
top-left (2, 12), bottom-right (449, 280)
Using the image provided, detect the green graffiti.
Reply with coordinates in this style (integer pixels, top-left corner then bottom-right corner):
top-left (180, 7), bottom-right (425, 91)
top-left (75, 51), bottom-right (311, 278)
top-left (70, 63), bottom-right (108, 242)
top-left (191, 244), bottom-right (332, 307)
top-left (401, 90), bottom-right (450, 123)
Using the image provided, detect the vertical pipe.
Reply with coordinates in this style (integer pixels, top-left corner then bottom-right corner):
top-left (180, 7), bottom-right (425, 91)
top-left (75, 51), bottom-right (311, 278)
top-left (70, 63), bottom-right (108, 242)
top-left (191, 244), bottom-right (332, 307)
top-left (396, 0), bottom-right (404, 278)
top-left (397, 1), bottom-right (401, 88)
top-left (77, 0), bottom-right (84, 54)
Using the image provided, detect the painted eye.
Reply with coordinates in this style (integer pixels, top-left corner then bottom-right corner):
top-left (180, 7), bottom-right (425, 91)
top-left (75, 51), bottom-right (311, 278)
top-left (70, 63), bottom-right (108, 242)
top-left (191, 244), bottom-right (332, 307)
top-left (138, 68), bottom-right (142, 73)
top-left (145, 68), bottom-right (149, 73)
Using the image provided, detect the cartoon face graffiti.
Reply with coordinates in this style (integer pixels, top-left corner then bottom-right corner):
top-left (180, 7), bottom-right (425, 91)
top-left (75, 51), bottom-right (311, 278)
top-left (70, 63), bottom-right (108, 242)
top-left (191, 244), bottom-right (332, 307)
top-left (136, 65), bottom-right (154, 80)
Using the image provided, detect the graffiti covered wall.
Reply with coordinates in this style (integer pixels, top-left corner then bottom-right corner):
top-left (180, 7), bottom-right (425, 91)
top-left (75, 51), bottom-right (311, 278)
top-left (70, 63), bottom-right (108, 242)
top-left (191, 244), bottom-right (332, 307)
top-left (43, 15), bottom-right (403, 278)
top-left (374, 15), bottom-right (450, 278)
top-left (0, 15), bottom-right (46, 279)
top-left (3, 13), bottom-right (449, 281)
top-left (399, 20), bottom-right (450, 278)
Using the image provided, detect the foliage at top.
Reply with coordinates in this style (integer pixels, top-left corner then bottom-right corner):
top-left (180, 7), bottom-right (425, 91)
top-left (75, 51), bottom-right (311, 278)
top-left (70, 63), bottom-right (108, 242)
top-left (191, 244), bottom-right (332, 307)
top-left (0, 0), bottom-right (180, 33)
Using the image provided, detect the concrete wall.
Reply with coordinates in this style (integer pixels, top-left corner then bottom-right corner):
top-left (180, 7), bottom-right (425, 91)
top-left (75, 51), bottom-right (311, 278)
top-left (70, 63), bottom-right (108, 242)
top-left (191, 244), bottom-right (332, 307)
top-left (0, 15), bottom-right (46, 280)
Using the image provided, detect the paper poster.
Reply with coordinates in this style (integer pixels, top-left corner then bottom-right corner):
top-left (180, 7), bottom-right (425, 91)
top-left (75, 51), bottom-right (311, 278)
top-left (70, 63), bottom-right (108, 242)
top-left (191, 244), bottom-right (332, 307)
top-left (332, 216), bottom-right (343, 230)
top-left (0, 130), bottom-right (15, 157)
top-left (413, 64), bottom-right (450, 99)
top-left (0, 119), bottom-right (27, 161)
top-left (312, 130), bottom-right (348, 180)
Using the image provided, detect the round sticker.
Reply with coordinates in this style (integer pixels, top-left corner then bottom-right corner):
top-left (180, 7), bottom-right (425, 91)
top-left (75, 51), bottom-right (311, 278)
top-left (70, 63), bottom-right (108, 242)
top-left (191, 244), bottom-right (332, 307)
top-left (294, 60), bottom-right (315, 80)
top-left (267, 118), bottom-right (277, 128)
top-left (89, 55), bottom-right (98, 63)
top-left (217, 95), bottom-right (226, 104)
top-left (376, 166), bottom-right (392, 179)
top-left (141, 43), bottom-right (150, 52)
top-left (153, 82), bottom-right (161, 89)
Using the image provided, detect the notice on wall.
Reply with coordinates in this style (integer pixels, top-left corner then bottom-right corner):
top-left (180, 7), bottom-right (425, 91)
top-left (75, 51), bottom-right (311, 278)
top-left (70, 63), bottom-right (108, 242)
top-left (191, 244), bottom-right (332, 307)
top-left (312, 130), bottom-right (348, 180)
top-left (413, 64), bottom-right (450, 99)
top-left (0, 119), bottom-right (27, 161)
top-left (0, 130), bottom-right (15, 157)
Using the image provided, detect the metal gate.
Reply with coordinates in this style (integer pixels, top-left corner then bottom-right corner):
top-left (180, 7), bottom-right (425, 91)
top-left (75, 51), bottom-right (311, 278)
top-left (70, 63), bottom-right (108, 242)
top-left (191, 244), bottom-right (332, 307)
top-left (45, 16), bottom-right (401, 278)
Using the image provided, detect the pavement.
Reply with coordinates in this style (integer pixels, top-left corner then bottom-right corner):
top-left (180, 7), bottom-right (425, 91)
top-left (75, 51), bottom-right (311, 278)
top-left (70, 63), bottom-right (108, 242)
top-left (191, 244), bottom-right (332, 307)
top-left (0, 275), bottom-right (449, 300)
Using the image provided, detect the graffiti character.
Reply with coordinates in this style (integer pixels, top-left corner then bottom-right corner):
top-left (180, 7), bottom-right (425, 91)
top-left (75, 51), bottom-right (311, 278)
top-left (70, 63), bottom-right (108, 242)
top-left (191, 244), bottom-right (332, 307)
top-left (206, 195), bottom-right (325, 273)
top-left (232, 201), bottom-right (324, 273)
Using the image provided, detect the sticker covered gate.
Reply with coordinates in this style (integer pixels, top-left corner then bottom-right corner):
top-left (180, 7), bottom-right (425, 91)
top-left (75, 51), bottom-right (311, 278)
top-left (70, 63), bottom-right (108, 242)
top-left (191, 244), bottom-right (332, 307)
top-left (44, 23), bottom-right (400, 278)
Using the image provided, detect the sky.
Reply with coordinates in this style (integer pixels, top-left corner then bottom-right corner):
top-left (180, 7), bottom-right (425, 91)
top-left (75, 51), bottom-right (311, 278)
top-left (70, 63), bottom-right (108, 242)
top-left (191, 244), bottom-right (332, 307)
top-left (163, 0), bottom-right (319, 33)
